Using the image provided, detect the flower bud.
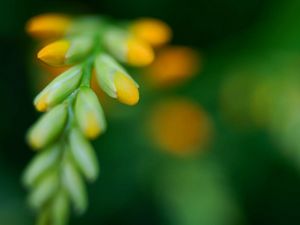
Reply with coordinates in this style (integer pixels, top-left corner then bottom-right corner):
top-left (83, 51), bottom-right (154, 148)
top-left (38, 40), bottom-right (70, 67)
top-left (65, 36), bottom-right (94, 64)
top-left (113, 71), bottom-right (139, 105)
top-left (29, 170), bottom-right (59, 209)
top-left (62, 156), bottom-right (87, 214)
top-left (75, 87), bottom-right (106, 139)
top-left (52, 189), bottom-right (70, 225)
top-left (103, 29), bottom-right (154, 67)
top-left (130, 18), bottom-right (172, 47)
top-left (94, 54), bottom-right (139, 105)
top-left (26, 13), bottom-right (71, 39)
top-left (34, 66), bottom-right (82, 112)
top-left (69, 128), bottom-right (99, 181)
top-left (38, 36), bottom-right (93, 66)
top-left (23, 144), bottom-right (61, 188)
top-left (27, 104), bottom-right (68, 149)
top-left (126, 37), bottom-right (154, 66)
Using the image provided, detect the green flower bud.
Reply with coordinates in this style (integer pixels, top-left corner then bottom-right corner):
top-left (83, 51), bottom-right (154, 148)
top-left (75, 87), bottom-right (106, 139)
top-left (69, 128), bottom-right (99, 181)
top-left (62, 157), bottom-right (87, 214)
top-left (65, 36), bottom-right (94, 64)
top-left (27, 104), bottom-right (68, 150)
top-left (52, 189), bottom-right (70, 225)
top-left (94, 53), bottom-right (138, 98)
top-left (34, 66), bottom-right (82, 112)
top-left (23, 144), bottom-right (61, 188)
top-left (37, 208), bottom-right (50, 225)
top-left (68, 16), bottom-right (103, 36)
top-left (103, 28), bottom-right (128, 62)
top-left (103, 28), bottom-right (154, 66)
top-left (29, 170), bottom-right (59, 209)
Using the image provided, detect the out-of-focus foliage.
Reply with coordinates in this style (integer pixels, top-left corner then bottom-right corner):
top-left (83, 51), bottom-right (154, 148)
top-left (2, 0), bottom-right (300, 225)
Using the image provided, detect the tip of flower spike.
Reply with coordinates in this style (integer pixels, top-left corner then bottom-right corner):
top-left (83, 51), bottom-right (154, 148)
top-left (114, 72), bottom-right (139, 105)
top-left (26, 13), bottom-right (71, 39)
top-left (127, 38), bottom-right (154, 67)
top-left (131, 18), bottom-right (172, 47)
top-left (37, 40), bottom-right (70, 66)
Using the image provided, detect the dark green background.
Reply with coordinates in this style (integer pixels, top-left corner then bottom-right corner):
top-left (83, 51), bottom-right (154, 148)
top-left (1, 0), bottom-right (300, 225)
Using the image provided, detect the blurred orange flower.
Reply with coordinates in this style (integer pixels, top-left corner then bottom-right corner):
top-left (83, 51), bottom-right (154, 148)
top-left (147, 98), bottom-right (213, 156)
top-left (145, 46), bottom-right (201, 88)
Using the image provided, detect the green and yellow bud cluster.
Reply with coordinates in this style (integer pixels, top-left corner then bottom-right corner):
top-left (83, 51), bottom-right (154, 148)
top-left (24, 13), bottom-right (174, 225)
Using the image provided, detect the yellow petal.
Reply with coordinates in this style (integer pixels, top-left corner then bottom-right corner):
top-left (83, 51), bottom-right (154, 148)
top-left (127, 38), bottom-right (154, 67)
top-left (38, 40), bottom-right (70, 66)
top-left (114, 72), bottom-right (139, 105)
top-left (131, 18), bottom-right (172, 47)
top-left (26, 13), bottom-right (71, 39)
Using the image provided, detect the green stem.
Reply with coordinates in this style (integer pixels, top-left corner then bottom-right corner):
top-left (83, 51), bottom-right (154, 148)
top-left (80, 58), bottom-right (93, 87)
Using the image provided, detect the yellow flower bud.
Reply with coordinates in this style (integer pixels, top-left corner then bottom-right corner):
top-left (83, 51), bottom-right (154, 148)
top-left (94, 53), bottom-right (139, 105)
top-left (114, 71), bottom-right (139, 105)
top-left (75, 87), bottom-right (106, 139)
top-left (131, 18), bottom-right (172, 47)
top-left (126, 37), bottom-right (154, 67)
top-left (34, 66), bottom-right (82, 112)
top-left (27, 104), bottom-right (68, 150)
top-left (26, 13), bottom-right (71, 39)
top-left (38, 40), bottom-right (70, 67)
top-left (103, 29), bottom-right (154, 67)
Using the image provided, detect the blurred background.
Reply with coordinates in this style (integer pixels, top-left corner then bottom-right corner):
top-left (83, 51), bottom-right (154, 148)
top-left (1, 0), bottom-right (300, 225)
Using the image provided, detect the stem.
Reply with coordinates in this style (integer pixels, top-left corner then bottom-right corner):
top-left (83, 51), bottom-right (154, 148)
top-left (80, 58), bottom-right (93, 87)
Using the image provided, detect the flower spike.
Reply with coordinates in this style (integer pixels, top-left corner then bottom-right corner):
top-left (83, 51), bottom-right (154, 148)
top-left (24, 13), bottom-right (177, 225)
